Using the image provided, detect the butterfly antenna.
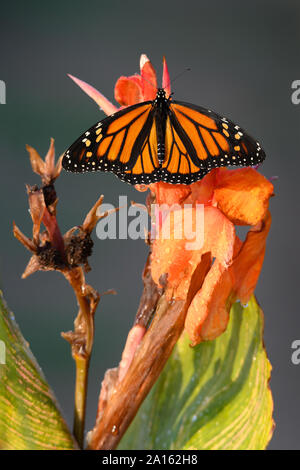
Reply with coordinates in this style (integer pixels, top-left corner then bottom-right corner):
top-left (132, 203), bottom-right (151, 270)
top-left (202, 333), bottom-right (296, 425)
top-left (169, 67), bottom-right (191, 86)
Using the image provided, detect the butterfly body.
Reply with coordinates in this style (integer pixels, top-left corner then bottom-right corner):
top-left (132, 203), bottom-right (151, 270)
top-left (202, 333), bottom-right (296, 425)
top-left (63, 89), bottom-right (266, 185)
top-left (153, 88), bottom-right (169, 164)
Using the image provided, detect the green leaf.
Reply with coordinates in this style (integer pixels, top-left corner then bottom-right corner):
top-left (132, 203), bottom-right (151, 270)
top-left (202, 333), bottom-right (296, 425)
top-left (119, 296), bottom-right (274, 450)
top-left (0, 291), bottom-right (77, 449)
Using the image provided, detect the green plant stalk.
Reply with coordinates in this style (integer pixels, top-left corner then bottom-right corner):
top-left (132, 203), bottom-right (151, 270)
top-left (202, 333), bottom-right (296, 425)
top-left (73, 355), bottom-right (90, 449)
top-left (63, 269), bottom-right (96, 449)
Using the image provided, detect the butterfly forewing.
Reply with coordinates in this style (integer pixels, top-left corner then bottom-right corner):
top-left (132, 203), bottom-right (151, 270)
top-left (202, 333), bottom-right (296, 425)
top-left (62, 101), bottom-right (154, 175)
top-left (169, 101), bottom-right (265, 174)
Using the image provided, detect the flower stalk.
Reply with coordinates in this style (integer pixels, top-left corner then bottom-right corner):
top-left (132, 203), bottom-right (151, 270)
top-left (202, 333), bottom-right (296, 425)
top-left (13, 140), bottom-right (112, 448)
top-left (87, 251), bottom-right (211, 450)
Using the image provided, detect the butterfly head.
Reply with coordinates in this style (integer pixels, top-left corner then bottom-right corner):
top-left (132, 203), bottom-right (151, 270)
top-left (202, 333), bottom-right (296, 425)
top-left (154, 88), bottom-right (170, 108)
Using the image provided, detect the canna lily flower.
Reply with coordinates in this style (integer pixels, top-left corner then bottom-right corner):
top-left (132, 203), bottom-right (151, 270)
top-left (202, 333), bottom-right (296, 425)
top-left (148, 169), bottom-right (273, 345)
top-left (68, 53), bottom-right (170, 112)
top-left (68, 54), bottom-right (274, 347)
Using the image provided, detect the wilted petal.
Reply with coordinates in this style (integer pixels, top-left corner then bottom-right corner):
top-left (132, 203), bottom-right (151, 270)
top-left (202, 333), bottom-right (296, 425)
top-left (27, 186), bottom-right (46, 245)
top-left (82, 195), bottom-right (104, 233)
top-left (214, 168), bottom-right (274, 226)
top-left (22, 255), bottom-right (42, 279)
top-left (53, 153), bottom-right (64, 180)
top-left (42, 207), bottom-right (65, 256)
top-left (114, 76), bottom-right (143, 106)
top-left (26, 144), bottom-right (45, 178)
top-left (13, 222), bottom-right (37, 253)
top-left (68, 74), bottom-right (118, 115)
top-left (140, 54), bottom-right (157, 100)
top-left (44, 138), bottom-right (55, 181)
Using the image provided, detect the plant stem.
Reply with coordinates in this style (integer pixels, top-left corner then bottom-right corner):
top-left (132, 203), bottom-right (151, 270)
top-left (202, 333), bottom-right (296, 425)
top-left (62, 268), bottom-right (98, 449)
top-left (87, 253), bottom-right (211, 450)
top-left (73, 355), bottom-right (90, 449)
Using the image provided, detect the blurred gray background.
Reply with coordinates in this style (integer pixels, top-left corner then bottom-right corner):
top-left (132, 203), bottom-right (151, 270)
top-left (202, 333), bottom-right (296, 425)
top-left (0, 0), bottom-right (299, 450)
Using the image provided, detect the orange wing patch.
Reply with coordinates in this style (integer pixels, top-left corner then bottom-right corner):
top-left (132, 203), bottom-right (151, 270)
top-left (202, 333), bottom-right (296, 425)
top-left (97, 135), bottom-right (113, 157)
top-left (118, 109), bottom-right (150, 164)
top-left (125, 116), bottom-right (159, 176)
top-left (163, 117), bottom-right (202, 175)
top-left (212, 132), bottom-right (230, 153)
top-left (172, 103), bottom-right (218, 129)
top-left (96, 104), bottom-right (152, 164)
top-left (200, 128), bottom-right (219, 156)
top-left (172, 110), bottom-right (208, 160)
top-left (106, 129), bottom-right (126, 161)
top-left (107, 105), bottom-right (149, 133)
top-left (171, 103), bottom-right (232, 162)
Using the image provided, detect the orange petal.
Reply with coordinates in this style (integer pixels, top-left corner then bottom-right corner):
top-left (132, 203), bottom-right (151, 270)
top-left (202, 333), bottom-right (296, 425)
top-left (149, 181), bottom-right (191, 205)
top-left (185, 260), bottom-right (233, 345)
top-left (186, 169), bottom-right (221, 205)
top-left (201, 206), bottom-right (235, 267)
top-left (150, 207), bottom-right (202, 296)
top-left (148, 169), bottom-right (221, 207)
top-left (214, 168), bottom-right (274, 226)
top-left (114, 76), bottom-right (143, 106)
top-left (232, 211), bottom-right (272, 305)
top-left (140, 54), bottom-right (157, 100)
top-left (150, 206), bottom-right (235, 299)
top-left (184, 212), bottom-right (272, 345)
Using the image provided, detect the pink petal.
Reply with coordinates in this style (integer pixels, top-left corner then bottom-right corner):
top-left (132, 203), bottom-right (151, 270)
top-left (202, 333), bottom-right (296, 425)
top-left (162, 56), bottom-right (171, 97)
top-left (118, 325), bottom-right (146, 382)
top-left (68, 74), bottom-right (118, 116)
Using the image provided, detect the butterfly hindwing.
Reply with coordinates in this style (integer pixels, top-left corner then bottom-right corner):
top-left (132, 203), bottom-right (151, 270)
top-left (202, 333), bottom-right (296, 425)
top-left (120, 114), bottom-right (161, 184)
top-left (159, 115), bottom-right (208, 184)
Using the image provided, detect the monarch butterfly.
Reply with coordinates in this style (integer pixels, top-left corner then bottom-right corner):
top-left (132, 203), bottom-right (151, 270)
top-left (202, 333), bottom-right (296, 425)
top-left (62, 88), bottom-right (265, 185)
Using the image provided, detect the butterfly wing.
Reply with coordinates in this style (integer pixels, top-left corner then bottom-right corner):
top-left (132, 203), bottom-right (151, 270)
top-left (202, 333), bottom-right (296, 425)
top-left (62, 101), bottom-right (160, 183)
top-left (160, 100), bottom-right (266, 184)
top-left (63, 97), bottom-right (266, 186)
